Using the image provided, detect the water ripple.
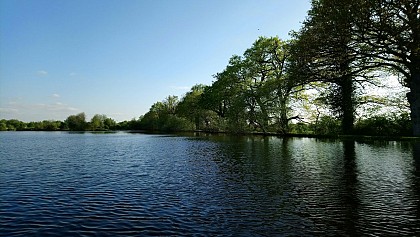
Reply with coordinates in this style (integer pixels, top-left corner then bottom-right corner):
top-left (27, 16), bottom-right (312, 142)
top-left (0, 132), bottom-right (419, 236)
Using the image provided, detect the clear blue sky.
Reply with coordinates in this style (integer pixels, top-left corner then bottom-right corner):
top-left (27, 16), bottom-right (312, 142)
top-left (0, 0), bottom-right (311, 122)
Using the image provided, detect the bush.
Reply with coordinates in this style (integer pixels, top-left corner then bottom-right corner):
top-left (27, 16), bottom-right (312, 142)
top-left (161, 115), bottom-right (194, 132)
top-left (311, 116), bottom-right (341, 135)
top-left (354, 112), bottom-right (411, 136)
top-left (289, 122), bottom-right (312, 134)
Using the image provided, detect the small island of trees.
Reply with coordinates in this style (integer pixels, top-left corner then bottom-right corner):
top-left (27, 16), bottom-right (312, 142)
top-left (1, 0), bottom-right (418, 137)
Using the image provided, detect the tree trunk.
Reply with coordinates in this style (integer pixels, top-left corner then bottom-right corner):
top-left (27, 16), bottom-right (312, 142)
top-left (278, 98), bottom-right (289, 134)
top-left (195, 115), bottom-right (200, 130)
top-left (341, 75), bottom-right (355, 135)
top-left (255, 97), bottom-right (269, 134)
top-left (408, 71), bottom-right (420, 136)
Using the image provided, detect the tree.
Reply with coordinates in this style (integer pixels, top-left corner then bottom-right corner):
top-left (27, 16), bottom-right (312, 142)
top-left (239, 36), bottom-right (304, 133)
top-left (201, 37), bottom-right (304, 134)
top-left (349, 0), bottom-right (420, 135)
top-left (0, 120), bottom-right (7, 131)
top-left (5, 119), bottom-right (26, 131)
top-left (200, 62), bottom-right (246, 132)
top-left (139, 104), bottom-right (161, 130)
top-left (42, 120), bottom-right (61, 131)
top-left (177, 84), bottom-right (207, 130)
top-left (200, 57), bottom-right (244, 123)
top-left (164, 95), bottom-right (179, 115)
top-left (118, 117), bottom-right (140, 130)
top-left (65, 112), bottom-right (87, 131)
top-left (291, 0), bottom-right (360, 135)
top-left (103, 117), bottom-right (117, 130)
top-left (138, 96), bottom-right (194, 132)
top-left (90, 114), bottom-right (109, 131)
top-left (215, 55), bottom-right (251, 132)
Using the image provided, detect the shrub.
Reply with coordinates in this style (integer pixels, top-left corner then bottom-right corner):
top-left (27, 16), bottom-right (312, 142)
top-left (354, 112), bottom-right (411, 136)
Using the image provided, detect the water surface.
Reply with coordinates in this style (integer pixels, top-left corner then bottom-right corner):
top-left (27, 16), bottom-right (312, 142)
top-left (0, 132), bottom-right (419, 236)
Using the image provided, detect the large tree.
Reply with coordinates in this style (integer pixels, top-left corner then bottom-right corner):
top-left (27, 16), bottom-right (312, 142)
top-left (215, 55), bottom-right (251, 132)
top-left (139, 96), bottom-right (193, 131)
top-left (201, 56), bottom-right (249, 119)
top-left (90, 114), bottom-right (106, 131)
top-left (177, 84), bottom-right (209, 130)
top-left (65, 112), bottom-right (87, 131)
top-left (291, 0), bottom-right (360, 135)
top-left (89, 114), bottom-right (115, 131)
top-left (242, 36), bottom-right (304, 133)
top-left (350, 0), bottom-right (420, 135)
top-left (201, 37), bottom-right (303, 134)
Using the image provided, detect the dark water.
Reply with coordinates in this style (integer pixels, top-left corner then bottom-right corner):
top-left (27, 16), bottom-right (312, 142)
top-left (0, 132), bottom-right (419, 236)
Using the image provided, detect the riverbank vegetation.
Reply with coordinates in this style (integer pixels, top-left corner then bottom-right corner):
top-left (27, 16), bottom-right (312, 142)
top-left (0, 110), bottom-right (412, 137)
top-left (1, 0), bottom-right (418, 137)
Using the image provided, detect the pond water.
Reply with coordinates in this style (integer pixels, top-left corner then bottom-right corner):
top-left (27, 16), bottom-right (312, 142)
top-left (0, 132), bottom-right (419, 236)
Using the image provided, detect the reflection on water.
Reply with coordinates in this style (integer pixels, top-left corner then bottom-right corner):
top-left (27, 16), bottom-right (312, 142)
top-left (412, 142), bottom-right (420, 231)
top-left (413, 142), bottom-right (420, 176)
top-left (0, 132), bottom-right (419, 236)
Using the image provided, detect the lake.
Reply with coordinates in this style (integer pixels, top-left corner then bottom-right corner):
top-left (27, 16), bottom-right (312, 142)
top-left (0, 132), bottom-right (419, 236)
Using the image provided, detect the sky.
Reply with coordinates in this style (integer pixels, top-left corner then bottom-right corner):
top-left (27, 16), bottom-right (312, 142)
top-left (0, 0), bottom-right (311, 122)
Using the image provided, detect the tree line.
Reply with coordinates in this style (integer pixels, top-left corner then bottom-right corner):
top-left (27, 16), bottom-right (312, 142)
top-left (1, 0), bottom-right (418, 137)
top-left (139, 0), bottom-right (418, 136)
top-left (0, 113), bottom-right (125, 131)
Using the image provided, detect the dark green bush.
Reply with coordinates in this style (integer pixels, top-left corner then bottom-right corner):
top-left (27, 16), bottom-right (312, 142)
top-left (354, 113), bottom-right (411, 136)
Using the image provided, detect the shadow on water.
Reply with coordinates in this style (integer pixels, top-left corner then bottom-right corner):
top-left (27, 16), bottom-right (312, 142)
top-left (197, 136), bottom-right (312, 235)
top-left (413, 142), bottom-right (420, 177)
top-left (341, 140), bottom-right (360, 235)
top-left (296, 139), bottom-right (362, 235)
top-left (175, 134), bottom-right (420, 235)
top-left (413, 142), bottom-right (420, 226)
top-left (196, 136), bottom-right (367, 235)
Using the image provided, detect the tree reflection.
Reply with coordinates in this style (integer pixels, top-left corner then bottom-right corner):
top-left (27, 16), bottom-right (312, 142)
top-left (413, 142), bottom-right (420, 177)
top-left (342, 140), bottom-right (360, 235)
top-left (412, 142), bottom-right (420, 226)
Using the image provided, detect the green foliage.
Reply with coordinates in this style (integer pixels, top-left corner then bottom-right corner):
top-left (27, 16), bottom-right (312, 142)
top-left (289, 122), bottom-right (312, 135)
top-left (294, 0), bottom-right (420, 135)
top-left (161, 115), bottom-right (194, 132)
top-left (65, 113), bottom-right (87, 131)
top-left (138, 96), bottom-right (194, 132)
top-left (0, 120), bottom-right (7, 131)
top-left (0, 119), bottom-right (26, 131)
top-left (138, 110), bottom-right (159, 130)
top-left (177, 84), bottom-right (207, 130)
top-left (104, 117), bottom-right (117, 130)
top-left (89, 114), bottom-right (116, 131)
top-left (291, 0), bottom-right (359, 135)
top-left (202, 113), bottom-right (227, 132)
top-left (355, 113), bottom-right (412, 136)
top-left (41, 120), bottom-right (62, 131)
top-left (199, 37), bottom-right (304, 134)
top-left (312, 116), bottom-right (342, 135)
top-left (0, 119), bottom-right (63, 131)
top-left (117, 118), bottom-right (141, 130)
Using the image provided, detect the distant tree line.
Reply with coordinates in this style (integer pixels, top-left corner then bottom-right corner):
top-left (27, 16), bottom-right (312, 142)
top-left (0, 113), bottom-right (134, 132)
top-left (1, 0), bottom-right (417, 137)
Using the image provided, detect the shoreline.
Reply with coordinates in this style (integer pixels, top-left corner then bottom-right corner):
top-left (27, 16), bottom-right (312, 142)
top-left (2, 129), bottom-right (420, 142)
